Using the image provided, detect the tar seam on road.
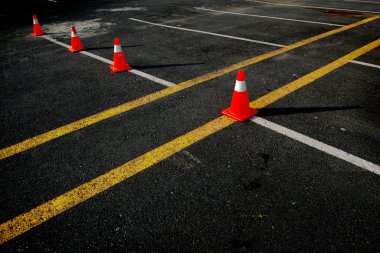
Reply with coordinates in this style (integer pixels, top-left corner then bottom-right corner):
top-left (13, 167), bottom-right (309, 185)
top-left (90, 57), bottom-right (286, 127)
top-left (195, 7), bottom-right (344, 27)
top-left (0, 15), bottom-right (379, 161)
top-left (250, 117), bottom-right (380, 174)
top-left (247, 0), bottom-right (380, 14)
top-left (1, 37), bottom-right (380, 244)
top-left (43, 35), bottom-right (176, 87)
top-left (130, 18), bottom-right (380, 69)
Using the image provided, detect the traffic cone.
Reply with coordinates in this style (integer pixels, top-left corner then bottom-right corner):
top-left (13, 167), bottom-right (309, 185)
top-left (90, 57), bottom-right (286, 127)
top-left (110, 38), bottom-right (132, 73)
top-left (68, 26), bottom-right (86, 52)
top-left (32, 15), bottom-right (46, 36)
top-left (222, 70), bottom-right (258, 122)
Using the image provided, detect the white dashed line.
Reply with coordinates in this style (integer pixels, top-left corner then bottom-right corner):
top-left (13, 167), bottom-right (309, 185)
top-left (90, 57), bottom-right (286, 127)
top-left (195, 7), bottom-right (344, 27)
top-left (246, 0), bottom-right (380, 14)
top-left (42, 35), bottom-right (175, 87)
top-left (250, 116), bottom-right (380, 175)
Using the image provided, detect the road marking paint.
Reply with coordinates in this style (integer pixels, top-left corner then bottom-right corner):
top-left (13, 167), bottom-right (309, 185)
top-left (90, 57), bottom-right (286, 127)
top-left (42, 35), bottom-right (175, 87)
top-left (96, 7), bottom-right (147, 12)
top-left (250, 117), bottom-right (380, 174)
top-left (129, 18), bottom-right (286, 48)
top-left (1, 38), bottom-right (380, 244)
top-left (350, 59), bottom-right (380, 69)
top-left (128, 69), bottom-right (175, 87)
top-left (345, 0), bottom-right (380, 4)
top-left (130, 18), bottom-right (380, 70)
top-left (195, 7), bottom-right (344, 27)
top-left (43, 35), bottom-right (70, 49)
top-left (79, 50), bottom-right (113, 65)
top-left (250, 38), bottom-right (380, 108)
top-left (1, 16), bottom-right (378, 161)
top-left (181, 150), bottom-right (202, 164)
top-left (247, 0), bottom-right (380, 14)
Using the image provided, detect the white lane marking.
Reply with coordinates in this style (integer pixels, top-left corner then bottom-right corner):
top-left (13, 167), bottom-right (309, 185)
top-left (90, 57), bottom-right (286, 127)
top-left (246, 0), bottom-right (380, 14)
top-left (250, 116), bottom-right (380, 175)
top-left (195, 7), bottom-right (344, 27)
top-left (43, 35), bottom-right (70, 48)
top-left (129, 18), bottom-right (380, 70)
top-left (129, 69), bottom-right (175, 87)
top-left (41, 35), bottom-right (175, 87)
top-left (350, 60), bottom-right (380, 69)
top-left (129, 18), bottom-right (285, 48)
top-left (79, 51), bottom-right (113, 64)
top-left (47, 0), bottom-right (58, 2)
top-left (345, 0), bottom-right (380, 4)
top-left (96, 7), bottom-right (146, 12)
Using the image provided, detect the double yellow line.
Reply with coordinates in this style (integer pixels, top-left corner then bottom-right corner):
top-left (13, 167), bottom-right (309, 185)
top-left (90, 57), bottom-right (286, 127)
top-left (1, 16), bottom-right (380, 244)
top-left (1, 15), bottom-right (379, 160)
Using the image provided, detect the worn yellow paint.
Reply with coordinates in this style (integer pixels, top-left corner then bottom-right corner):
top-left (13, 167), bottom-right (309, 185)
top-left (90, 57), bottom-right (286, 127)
top-left (1, 15), bottom-right (379, 160)
top-left (1, 37), bottom-right (380, 244)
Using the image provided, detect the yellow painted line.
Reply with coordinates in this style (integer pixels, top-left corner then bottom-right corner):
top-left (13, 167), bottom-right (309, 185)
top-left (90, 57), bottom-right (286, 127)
top-left (1, 38), bottom-right (380, 244)
top-left (250, 39), bottom-right (380, 108)
top-left (1, 15), bottom-right (379, 161)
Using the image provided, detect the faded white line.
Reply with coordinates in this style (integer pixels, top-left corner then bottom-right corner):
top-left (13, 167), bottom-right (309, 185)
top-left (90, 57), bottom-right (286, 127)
top-left (250, 116), bottom-right (380, 175)
top-left (345, 0), bottom-right (380, 4)
top-left (181, 150), bottom-right (202, 164)
top-left (247, 0), bottom-right (380, 14)
top-left (42, 35), bottom-right (175, 87)
top-left (129, 18), bottom-right (380, 70)
top-left (129, 18), bottom-right (285, 48)
top-left (195, 7), bottom-right (344, 27)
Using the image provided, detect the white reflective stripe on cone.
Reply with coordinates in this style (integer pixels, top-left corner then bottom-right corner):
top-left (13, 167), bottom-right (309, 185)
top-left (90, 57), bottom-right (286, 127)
top-left (114, 44), bottom-right (122, 53)
top-left (234, 80), bottom-right (247, 92)
top-left (71, 31), bottom-right (77, 37)
top-left (33, 19), bottom-right (39, 24)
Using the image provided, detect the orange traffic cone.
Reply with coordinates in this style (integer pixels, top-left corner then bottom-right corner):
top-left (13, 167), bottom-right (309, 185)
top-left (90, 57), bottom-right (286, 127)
top-left (32, 15), bottom-right (46, 36)
top-left (68, 26), bottom-right (86, 52)
top-left (110, 38), bottom-right (132, 73)
top-left (222, 70), bottom-right (258, 122)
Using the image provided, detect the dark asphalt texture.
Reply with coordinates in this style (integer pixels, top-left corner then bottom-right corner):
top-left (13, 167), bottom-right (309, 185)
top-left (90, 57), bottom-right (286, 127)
top-left (1, 0), bottom-right (380, 252)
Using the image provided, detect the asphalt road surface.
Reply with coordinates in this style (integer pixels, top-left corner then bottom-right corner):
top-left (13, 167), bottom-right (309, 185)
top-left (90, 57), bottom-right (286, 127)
top-left (1, 0), bottom-right (380, 251)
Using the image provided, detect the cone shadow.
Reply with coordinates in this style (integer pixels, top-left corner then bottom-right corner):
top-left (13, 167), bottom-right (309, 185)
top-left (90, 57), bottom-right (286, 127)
top-left (46, 32), bottom-right (69, 35)
top-left (133, 62), bottom-right (205, 70)
top-left (258, 106), bottom-right (361, 117)
top-left (86, 45), bottom-right (144, 51)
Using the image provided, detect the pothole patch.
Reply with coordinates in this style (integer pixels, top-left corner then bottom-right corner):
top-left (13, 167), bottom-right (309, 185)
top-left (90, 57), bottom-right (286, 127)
top-left (44, 18), bottom-right (115, 38)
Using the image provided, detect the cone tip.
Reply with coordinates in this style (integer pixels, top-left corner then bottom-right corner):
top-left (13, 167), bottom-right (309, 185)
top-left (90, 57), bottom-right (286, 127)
top-left (236, 70), bottom-right (245, 81)
top-left (71, 26), bottom-right (76, 32)
top-left (33, 15), bottom-right (37, 19)
top-left (114, 38), bottom-right (120, 45)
